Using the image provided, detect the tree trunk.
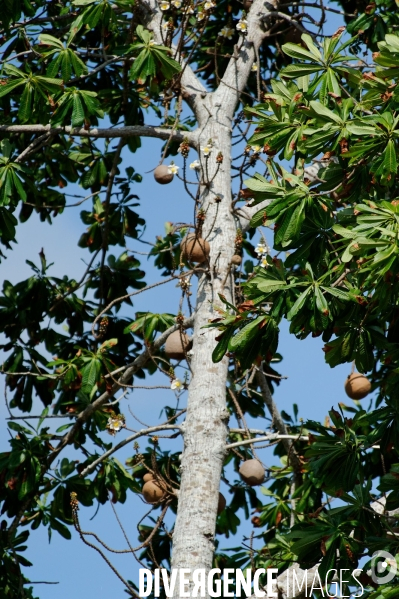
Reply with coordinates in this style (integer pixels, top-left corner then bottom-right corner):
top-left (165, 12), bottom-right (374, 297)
top-left (158, 0), bottom-right (272, 591)
top-left (170, 105), bottom-right (236, 592)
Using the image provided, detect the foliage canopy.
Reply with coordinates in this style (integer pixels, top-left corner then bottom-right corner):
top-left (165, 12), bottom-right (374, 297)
top-left (1, 0), bottom-right (399, 598)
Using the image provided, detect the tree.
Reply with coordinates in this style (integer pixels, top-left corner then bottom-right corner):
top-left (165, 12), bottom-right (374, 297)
top-left (1, 0), bottom-right (399, 597)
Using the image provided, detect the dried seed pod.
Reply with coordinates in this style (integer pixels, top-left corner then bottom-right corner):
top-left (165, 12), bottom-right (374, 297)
top-left (231, 254), bottom-right (242, 266)
top-left (344, 372), bottom-right (372, 400)
top-left (154, 165), bottom-right (173, 185)
top-left (143, 473), bottom-right (154, 482)
top-left (142, 480), bottom-right (166, 503)
top-left (217, 492), bottom-right (226, 514)
top-left (165, 330), bottom-right (192, 360)
top-left (239, 459), bottom-right (265, 486)
top-left (180, 234), bottom-right (210, 263)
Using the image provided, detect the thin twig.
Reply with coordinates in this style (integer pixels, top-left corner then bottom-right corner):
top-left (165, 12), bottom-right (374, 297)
top-left (80, 425), bottom-right (182, 477)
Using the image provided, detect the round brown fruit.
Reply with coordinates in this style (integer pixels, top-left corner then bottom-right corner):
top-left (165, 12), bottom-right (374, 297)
top-left (344, 372), bottom-right (371, 400)
top-left (165, 330), bottom-right (192, 360)
top-left (154, 165), bottom-right (173, 185)
top-left (143, 473), bottom-right (154, 482)
top-left (231, 254), bottom-right (242, 266)
top-left (239, 459), bottom-right (265, 486)
top-left (142, 480), bottom-right (166, 504)
top-left (180, 234), bottom-right (210, 263)
top-left (217, 492), bottom-right (226, 514)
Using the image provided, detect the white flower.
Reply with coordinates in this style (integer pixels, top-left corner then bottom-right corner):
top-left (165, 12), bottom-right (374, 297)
top-left (236, 19), bottom-right (248, 32)
top-left (204, 0), bottom-right (215, 9)
top-left (160, 0), bottom-right (170, 10)
top-left (171, 0), bottom-right (182, 6)
top-left (162, 21), bottom-right (170, 30)
top-left (201, 145), bottom-right (212, 156)
top-left (171, 378), bottom-right (183, 390)
top-left (106, 415), bottom-right (125, 436)
top-left (178, 277), bottom-right (192, 288)
top-left (168, 163), bottom-right (179, 175)
top-left (260, 256), bottom-right (268, 268)
top-left (219, 26), bottom-right (234, 39)
top-left (197, 10), bottom-right (206, 20)
top-left (255, 243), bottom-right (267, 256)
top-left (149, 40), bottom-right (156, 45)
top-left (251, 63), bottom-right (258, 71)
top-left (183, 4), bottom-right (194, 13)
top-left (251, 144), bottom-right (261, 153)
top-left (190, 159), bottom-right (200, 170)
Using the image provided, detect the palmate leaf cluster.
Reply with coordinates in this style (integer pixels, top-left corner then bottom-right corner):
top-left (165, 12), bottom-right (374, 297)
top-left (1, 0), bottom-right (399, 597)
top-left (208, 29), bottom-right (399, 592)
top-left (214, 30), bottom-right (399, 382)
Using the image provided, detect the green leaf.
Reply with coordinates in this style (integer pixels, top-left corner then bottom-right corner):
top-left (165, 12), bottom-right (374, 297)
top-left (309, 101), bottom-right (343, 124)
top-left (384, 140), bottom-right (397, 174)
top-left (301, 34), bottom-right (323, 61)
top-left (346, 123), bottom-right (378, 136)
top-left (72, 93), bottom-right (85, 126)
top-left (282, 42), bottom-right (322, 62)
top-left (81, 358), bottom-right (102, 391)
top-left (0, 78), bottom-right (25, 98)
top-left (229, 316), bottom-right (265, 352)
top-left (281, 64), bottom-right (325, 78)
top-left (212, 329), bottom-right (234, 363)
top-left (332, 224), bottom-right (356, 239)
top-left (287, 287), bottom-right (311, 320)
top-left (321, 286), bottom-right (349, 301)
top-left (39, 33), bottom-right (64, 49)
top-left (244, 174), bottom-right (284, 196)
top-left (37, 406), bottom-right (49, 431)
top-left (50, 518), bottom-right (72, 539)
top-left (254, 277), bottom-right (287, 294)
top-left (314, 286), bottom-right (328, 315)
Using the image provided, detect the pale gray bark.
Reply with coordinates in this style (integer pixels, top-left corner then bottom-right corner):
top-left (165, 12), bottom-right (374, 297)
top-left (147, 0), bottom-right (280, 595)
top-left (169, 114), bottom-right (235, 587)
top-left (0, 123), bottom-right (195, 143)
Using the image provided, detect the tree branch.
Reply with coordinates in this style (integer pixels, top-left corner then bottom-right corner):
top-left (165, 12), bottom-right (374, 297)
top-left (47, 315), bottom-right (195, 465)
top-left (214, 0), bottom-right (278, 117)
top-left (226, 433), bottom-right (308, 449)
top-left (0, 124), bottom-right (197, 144)
top-left (80, 424), bottom-right (182, 477)
top-left (139, 0), bottom-right (207, 116)
top-left (256, 366), bottom-right (303, 478)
